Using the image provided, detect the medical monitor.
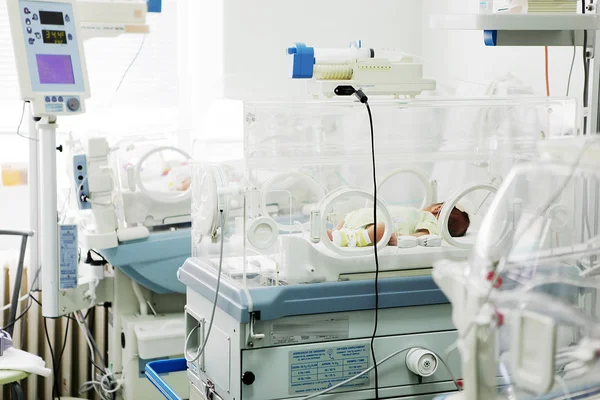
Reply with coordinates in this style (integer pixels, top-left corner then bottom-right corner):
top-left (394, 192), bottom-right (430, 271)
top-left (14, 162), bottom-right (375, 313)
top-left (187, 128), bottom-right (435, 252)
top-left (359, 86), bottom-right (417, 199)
top-left (7, 0), bottom-right (90, 117)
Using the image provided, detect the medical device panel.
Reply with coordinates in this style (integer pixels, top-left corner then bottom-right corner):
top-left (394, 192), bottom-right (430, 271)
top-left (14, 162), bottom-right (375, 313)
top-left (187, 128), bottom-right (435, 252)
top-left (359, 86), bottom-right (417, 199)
top-left (7, 0), bottom-right (90, 117)
top-left (287, 41), bottom-right (436, 98)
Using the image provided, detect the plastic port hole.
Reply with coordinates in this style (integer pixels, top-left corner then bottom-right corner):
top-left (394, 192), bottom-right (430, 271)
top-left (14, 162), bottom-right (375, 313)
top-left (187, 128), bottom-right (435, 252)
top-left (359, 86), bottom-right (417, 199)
top-left (78, 175), bottom-right (83, 181)
top-left (77, 165), bottom-right (83, 170)
top-left (80, 185), bottom-right (84, 191)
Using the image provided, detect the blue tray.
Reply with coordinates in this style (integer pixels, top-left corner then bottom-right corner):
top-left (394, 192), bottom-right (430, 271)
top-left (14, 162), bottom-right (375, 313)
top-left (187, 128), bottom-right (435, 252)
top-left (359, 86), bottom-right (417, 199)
top-left (145, 358), bottom-right (186, 400)
top-left (100, 229), bottom-right (190, 294)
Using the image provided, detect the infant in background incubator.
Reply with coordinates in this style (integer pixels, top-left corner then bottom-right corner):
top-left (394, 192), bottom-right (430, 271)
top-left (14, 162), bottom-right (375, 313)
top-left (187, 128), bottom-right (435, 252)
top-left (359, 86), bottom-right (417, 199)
top-left (327, 203), bottom-right (470, 247)
top-left (132, 157), bottom-right (191, 192)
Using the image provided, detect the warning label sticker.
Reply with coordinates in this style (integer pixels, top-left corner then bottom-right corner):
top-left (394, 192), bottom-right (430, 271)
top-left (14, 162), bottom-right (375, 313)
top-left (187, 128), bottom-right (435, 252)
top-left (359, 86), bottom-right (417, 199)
top-left (288, 344), bottom-right (370, 395)
top-left (272, 316), bottom-right (349, 345)
top-left (59, 225), bottom-right (78, 290)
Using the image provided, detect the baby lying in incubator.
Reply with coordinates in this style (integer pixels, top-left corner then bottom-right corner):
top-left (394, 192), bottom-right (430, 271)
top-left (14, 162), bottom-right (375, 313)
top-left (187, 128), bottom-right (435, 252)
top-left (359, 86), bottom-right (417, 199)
top-left (326, 203), bottom-right (470, 247)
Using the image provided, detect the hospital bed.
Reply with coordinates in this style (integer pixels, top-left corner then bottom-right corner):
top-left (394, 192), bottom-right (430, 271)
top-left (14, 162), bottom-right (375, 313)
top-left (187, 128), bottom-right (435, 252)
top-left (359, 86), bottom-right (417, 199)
top-left (170, 97), bottom-right (577, 400)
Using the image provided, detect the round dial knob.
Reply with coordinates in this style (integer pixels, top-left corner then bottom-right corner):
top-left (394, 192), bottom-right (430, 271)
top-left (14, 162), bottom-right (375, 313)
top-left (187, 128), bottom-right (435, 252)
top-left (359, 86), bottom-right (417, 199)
top-left (67, 97), bottom-right (80, 111)
top-left (241, 371), bottom-right (255, 386)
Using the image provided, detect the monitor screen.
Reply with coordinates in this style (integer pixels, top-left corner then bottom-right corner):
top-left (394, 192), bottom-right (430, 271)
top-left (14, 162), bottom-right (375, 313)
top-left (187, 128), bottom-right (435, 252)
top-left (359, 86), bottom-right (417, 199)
top-left (42, 30), bottom-right (67, 44)
top-left (39, 11), bottom-right (64, 25)
top-left (36, 54), bottom-right (75, 84)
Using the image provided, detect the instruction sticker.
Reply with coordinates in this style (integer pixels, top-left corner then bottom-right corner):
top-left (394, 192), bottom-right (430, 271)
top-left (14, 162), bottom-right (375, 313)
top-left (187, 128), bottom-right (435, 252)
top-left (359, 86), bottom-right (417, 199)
top-left (272, 316), bottom-right (349, 345)
top-left (59, 225), bottom-right (78, 289)
top-left (289, 344), bottom-right (370, 395)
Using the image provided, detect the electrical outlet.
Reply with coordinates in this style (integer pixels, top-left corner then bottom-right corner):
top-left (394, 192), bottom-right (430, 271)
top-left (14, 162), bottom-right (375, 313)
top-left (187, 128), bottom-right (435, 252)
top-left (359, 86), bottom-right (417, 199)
top-left (73, 154), bottom-right (91, 210)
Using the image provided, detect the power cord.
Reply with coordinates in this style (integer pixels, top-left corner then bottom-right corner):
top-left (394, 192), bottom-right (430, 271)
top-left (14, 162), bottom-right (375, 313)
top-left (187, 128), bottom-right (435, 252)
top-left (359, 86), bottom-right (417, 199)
top-left (343, 86), bottom-right (381, 399)
top-left (43, 318), bottom-right (60, 400)
top-left (54, 318), bottom-right (71, 399)
top-left (363, 94), bottom-right (382, 399)
top-left (1, 267), bottom-right (41, 331)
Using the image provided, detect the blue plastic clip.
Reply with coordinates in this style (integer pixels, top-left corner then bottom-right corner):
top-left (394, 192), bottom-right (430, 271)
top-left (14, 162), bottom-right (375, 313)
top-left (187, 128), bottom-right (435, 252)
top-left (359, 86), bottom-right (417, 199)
top-left (484, 30), bottom-right (498, 46)
top-left (287, 43), bottom-right (315, 79)
top-left (147, 0), bottom-right (162, 13)
top-left (145, 358), bottom-right (186, 400)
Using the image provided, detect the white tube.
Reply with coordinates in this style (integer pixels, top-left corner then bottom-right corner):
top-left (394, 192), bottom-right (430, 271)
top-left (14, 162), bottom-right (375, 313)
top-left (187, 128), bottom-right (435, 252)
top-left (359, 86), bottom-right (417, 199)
top-left (131, 281), bottom-right (148, 316)
top-left (40, 120), bottom-right (60, 318)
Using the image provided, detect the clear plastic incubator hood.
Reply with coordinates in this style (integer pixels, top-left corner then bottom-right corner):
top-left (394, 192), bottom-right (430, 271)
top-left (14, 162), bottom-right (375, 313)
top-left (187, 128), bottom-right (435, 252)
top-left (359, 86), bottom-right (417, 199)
top-left (189, 96), bottom-right (576, 289)
top-left (433, 137), bottom-right (600, 400)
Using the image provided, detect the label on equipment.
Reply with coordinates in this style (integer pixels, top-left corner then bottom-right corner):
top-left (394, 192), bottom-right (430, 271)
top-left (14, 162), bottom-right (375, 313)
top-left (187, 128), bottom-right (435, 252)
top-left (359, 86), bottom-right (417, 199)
top-left (59, 225), bottom-right (78, 289)
top-left (272, 316), bottom-right (349, 345)
top-left (288, 344), bottom-right (370, 395)
top-left (45, 103), bottom-right (64, 113)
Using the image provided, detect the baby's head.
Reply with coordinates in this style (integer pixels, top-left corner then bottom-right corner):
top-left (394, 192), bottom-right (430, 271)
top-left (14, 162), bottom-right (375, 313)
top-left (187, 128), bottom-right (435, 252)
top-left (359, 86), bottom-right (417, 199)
top-left (423, 202), bottom-right (470, 237)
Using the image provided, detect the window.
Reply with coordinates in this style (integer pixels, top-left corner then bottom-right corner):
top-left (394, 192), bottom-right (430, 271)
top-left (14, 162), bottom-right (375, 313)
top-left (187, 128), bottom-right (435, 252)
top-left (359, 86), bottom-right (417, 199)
top-left (0, 0), bottom-right (25, 134)
top-left (60, 0), bottom-right (190, 139)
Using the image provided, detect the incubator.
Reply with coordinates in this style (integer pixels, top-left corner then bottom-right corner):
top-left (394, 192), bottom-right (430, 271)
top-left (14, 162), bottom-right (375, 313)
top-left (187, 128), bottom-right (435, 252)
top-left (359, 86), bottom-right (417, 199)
top-left (433, 137), bottom-right (600, 400)
top-left (66, 134), bottom-right (193, 398)
top-left (177, 96), bottom-right (576, 400)
top-left (190, 97), bottom-right (576, 285)
top-left (111, 135), bottom-right (192, 230)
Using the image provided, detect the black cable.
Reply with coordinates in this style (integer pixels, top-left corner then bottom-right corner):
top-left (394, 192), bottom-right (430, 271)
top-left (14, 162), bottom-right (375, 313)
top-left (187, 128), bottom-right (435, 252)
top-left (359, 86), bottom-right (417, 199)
top-left (353, 89), bottom-right (381, 400)
top-left (1, 299), bottom-right (32, 331)
top-left (29, 294), bottom-right (80, 322)
top-left (367, 101), bottom-right (381, 400)
top-left (55, 318), bottom-right (70, 398)
top-left (89, 249), bottom-right (108, 264)
top-left (44, 318), bottom-right (60, 400)
top-left (28, 293), bottom-right (42, 307)
top-left (2, 268), bottom-right (42, 331)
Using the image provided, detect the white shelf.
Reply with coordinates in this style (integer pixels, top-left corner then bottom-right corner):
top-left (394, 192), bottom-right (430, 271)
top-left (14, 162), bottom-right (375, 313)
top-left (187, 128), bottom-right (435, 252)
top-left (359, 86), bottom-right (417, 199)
top-left (430, 13), bottom-right (600, 31)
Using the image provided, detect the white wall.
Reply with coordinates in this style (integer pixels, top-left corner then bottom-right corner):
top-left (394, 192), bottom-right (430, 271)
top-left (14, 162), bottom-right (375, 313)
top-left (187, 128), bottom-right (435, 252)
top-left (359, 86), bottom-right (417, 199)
top-left (190, 0), bottom-right (423, 103)
top-left (421, 0), bottom-right (584, 107)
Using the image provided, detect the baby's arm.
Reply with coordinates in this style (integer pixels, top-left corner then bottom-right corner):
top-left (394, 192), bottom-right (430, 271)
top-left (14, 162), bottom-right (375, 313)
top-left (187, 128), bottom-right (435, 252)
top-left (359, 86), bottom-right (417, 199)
top-left (414, 211), bottom-right (440, 236)
top-left (411, 229), bottom-right (431, 237)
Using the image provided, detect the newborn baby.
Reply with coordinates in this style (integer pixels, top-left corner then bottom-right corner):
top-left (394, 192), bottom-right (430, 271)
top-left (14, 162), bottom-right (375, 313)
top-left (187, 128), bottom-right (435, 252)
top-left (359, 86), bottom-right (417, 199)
top-left (327, 203), bottom-right (470, 247)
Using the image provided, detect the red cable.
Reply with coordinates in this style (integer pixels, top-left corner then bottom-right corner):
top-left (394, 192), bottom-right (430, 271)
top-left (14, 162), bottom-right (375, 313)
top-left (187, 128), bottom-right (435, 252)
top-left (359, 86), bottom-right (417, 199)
top-left (545, 46), bottom-right (550, 96)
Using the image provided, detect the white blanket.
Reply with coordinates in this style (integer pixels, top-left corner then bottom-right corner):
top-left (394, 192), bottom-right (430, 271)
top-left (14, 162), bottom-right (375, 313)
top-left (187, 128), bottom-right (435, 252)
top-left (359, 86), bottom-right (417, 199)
top-left (0, 348), bottom-right (51, 377)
